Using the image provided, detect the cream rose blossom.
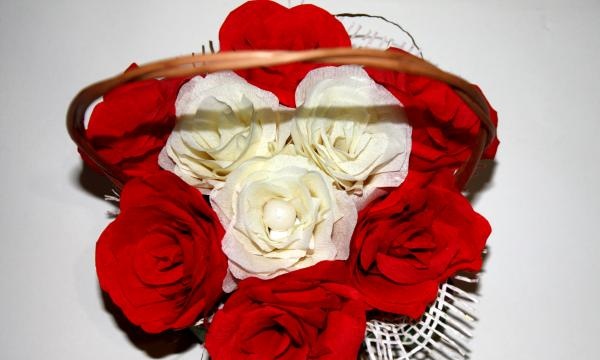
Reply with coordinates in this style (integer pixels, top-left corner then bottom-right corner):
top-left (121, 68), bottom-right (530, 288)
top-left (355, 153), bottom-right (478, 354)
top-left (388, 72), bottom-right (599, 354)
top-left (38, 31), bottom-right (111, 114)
top-left (292, 65), bottom-right (412, 208)
top-left (210, 154), bottom-right (357, 291)
top-left (159, 72), bottom-right (291, 193)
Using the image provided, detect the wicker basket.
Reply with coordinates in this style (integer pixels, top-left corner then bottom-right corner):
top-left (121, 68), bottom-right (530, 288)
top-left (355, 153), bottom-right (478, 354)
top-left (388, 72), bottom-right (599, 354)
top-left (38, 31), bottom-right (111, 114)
top-left (67, 47), bottom-right (495, 360)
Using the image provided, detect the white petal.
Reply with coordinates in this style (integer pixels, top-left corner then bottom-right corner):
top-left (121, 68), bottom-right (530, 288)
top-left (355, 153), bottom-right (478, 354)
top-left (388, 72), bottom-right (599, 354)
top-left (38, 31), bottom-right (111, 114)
top-left (292, 65), bottom-right (412, 209)
top-left (160, 72), bottom-right (291, 191)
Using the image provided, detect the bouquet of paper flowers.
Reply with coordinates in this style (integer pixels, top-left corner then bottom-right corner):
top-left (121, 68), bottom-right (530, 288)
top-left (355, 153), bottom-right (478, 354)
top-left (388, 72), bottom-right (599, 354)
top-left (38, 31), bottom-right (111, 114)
top-left (68, 1), bottom-right (499, 359)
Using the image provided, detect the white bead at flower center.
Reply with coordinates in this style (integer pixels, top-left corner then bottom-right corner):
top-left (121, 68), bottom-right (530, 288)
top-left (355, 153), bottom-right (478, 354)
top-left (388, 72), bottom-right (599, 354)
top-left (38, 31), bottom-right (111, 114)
top-left (263, 199), bottom-right (296, 231)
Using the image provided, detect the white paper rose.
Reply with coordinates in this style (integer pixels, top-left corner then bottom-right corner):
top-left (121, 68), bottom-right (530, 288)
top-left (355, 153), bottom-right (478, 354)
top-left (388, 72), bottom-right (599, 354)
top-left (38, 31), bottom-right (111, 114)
top-left (159, 72), bottom-right (291, 193)
top-left (210, 154), bottom-right (357, 291)
top-left (292, 65), bottom-right (412, 209)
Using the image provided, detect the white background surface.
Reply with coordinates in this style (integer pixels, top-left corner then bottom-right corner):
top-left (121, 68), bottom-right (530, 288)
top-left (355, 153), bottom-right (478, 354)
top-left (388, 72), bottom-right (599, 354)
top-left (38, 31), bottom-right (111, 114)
top-left (1, 0), bottom-right (599, 359)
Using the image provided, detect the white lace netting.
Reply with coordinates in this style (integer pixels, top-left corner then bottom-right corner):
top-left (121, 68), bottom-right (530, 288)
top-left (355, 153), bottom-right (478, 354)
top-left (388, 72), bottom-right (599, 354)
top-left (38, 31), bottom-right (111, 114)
top-left (362, 276), bottom-right (479, 360)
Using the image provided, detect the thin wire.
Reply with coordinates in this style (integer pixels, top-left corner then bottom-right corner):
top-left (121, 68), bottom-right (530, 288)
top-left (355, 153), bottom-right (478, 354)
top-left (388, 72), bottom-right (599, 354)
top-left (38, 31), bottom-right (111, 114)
top-left (336, 13), bottom-right (423, 58)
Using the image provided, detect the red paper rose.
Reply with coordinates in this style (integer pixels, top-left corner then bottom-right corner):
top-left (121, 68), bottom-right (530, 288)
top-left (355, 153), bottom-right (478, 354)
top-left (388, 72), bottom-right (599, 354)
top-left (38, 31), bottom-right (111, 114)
top-left (219, 0), bottom-right (351, 106)
top-left (367, 52), bottom-right (499, 172)
top-left (348, 171), bottom-right (490, 318)
top-left (84, 66), bottom-right (187, 178)
top-left (96, 171), bottom-right (226, 333)
top-left (205, 261), bottom-right (366, 360)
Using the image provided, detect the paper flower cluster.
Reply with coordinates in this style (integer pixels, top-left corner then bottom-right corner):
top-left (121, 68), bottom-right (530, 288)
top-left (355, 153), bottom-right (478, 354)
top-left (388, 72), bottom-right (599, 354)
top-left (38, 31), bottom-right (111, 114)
top-left (81, 1), bottom-right (498, 359)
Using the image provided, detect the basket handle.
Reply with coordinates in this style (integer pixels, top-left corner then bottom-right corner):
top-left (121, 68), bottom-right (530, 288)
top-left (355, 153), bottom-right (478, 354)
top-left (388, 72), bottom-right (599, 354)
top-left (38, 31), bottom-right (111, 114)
top-left (67, 47), bottom-right (496, 190)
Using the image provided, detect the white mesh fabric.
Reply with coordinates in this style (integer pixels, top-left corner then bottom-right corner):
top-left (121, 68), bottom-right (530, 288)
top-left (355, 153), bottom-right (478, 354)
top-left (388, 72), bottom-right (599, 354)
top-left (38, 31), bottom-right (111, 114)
top-left (363, 277), bottom-right (479, 360)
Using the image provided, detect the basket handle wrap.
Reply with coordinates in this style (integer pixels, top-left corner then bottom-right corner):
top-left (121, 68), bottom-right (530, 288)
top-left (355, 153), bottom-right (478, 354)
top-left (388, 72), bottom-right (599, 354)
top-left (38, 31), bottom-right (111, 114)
top-left (67, 48), bottom-right (495, 191)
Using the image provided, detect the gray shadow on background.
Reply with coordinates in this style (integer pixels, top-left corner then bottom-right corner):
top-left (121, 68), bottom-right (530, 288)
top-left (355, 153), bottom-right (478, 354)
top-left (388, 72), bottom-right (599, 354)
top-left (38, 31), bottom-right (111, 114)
top-left (100, 290), bottom-right (196, 358)
top-left (75, 164), bottom-right (115, 201)
top-left (456, 159), bottom-right (498, 295)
